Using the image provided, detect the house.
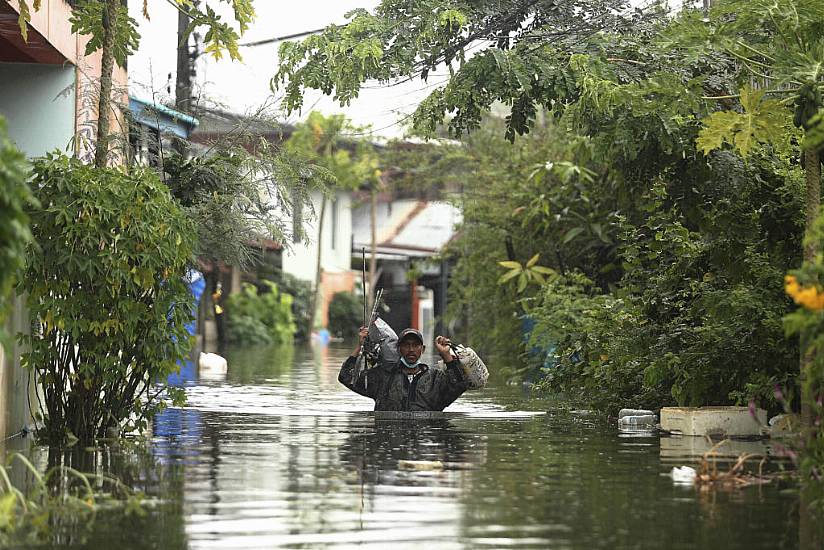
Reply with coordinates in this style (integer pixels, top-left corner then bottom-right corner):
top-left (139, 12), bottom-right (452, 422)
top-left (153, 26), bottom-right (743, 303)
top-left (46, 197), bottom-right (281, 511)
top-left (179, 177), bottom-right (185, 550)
top-left (0, 0), bottom-right (127, 442)
top-left (128, 96), bottom-right (199, 167)
top-left (351, 195), bottom-right (462, 346)
top-left (189, 107), bottom-right (357, 331)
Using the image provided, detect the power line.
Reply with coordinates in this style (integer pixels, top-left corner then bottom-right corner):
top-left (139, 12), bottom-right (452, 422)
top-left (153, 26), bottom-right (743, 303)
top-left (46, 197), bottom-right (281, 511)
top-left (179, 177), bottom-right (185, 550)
top-left (240, 28), bottom-right (328, 47)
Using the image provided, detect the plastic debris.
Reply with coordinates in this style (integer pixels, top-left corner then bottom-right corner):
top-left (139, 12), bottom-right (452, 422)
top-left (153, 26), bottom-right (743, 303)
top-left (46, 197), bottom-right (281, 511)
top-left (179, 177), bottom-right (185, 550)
top-left (618, 408), bottom-right (655, 418)
top-left (671, 465), bottom-right (697, 484)
top-left (398, 460), bottom-right (444, 471)
top-left (618, 414), bottom-right (657, 429)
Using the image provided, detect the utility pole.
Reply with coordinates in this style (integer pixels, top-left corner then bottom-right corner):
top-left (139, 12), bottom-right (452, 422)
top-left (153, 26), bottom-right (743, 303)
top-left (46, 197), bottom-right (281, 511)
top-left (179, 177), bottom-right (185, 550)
top-left (175, 1), bottom-right (199, 154)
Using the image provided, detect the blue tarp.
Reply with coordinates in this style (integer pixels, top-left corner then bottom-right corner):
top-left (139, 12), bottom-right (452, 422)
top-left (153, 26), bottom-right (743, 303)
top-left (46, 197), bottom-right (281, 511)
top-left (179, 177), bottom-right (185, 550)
top-left (167, 270), bottom-right (205, 387)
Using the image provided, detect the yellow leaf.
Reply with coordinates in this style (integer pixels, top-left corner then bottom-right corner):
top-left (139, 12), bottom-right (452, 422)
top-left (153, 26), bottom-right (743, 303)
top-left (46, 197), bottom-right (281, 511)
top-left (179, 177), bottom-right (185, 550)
top-left (526, 253), bottom-right (540, 267)
top-left (498, 260), bottom-right (522, 270)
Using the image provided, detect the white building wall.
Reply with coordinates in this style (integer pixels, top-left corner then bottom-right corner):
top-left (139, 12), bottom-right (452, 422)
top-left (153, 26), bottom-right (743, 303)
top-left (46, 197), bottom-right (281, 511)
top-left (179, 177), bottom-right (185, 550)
top-left (0, 63), bottom-right (75, 157)
top-left (282, 190), bottom-right (353, 283)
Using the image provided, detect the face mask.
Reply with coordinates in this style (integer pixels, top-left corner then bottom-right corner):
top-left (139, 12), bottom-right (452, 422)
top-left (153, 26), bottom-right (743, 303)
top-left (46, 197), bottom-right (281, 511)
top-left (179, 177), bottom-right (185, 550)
top-left (400, 356), bottom-right (419, 369)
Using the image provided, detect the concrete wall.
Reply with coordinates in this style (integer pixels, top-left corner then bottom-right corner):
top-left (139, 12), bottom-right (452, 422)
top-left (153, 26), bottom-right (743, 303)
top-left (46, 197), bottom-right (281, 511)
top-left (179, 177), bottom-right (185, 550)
top-left (282, 190), bottom-right (354, 328)
top-left (282, 190), bottom-right (353, 283)
top-left (0, 63), bottom-right (76, 156)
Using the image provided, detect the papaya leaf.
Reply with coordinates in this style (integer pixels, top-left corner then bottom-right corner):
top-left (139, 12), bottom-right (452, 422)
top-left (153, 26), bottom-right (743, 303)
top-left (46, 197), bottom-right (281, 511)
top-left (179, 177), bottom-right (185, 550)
top-left (697, 87), bottom-right (790, 157)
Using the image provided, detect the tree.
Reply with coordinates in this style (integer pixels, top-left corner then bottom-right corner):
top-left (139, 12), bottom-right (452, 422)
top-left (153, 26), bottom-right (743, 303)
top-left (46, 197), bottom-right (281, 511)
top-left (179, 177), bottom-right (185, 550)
top-left (664, 0), bottom-right (823, 430)
top-left (11, 0), bottom-right (258, 444)
top-left (273, 0), bottom-right (661, 140)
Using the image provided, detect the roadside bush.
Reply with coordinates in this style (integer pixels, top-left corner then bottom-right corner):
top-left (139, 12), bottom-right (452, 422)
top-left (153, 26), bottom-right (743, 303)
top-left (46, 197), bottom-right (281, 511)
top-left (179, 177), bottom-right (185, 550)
top-left (226, 281), bottom-right (296, 345)
top-left (264, 270), bottom-right (313, 341)
top-left (21, 153), bottom-right (195, 444)
top-left (328, 291), bottom-right (361, 338)
top-left (0, 117), bottom-right (34, 337)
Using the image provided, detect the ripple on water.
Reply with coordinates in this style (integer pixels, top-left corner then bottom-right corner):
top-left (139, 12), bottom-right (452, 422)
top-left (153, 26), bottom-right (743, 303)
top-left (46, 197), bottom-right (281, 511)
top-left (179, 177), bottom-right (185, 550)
top-left (64, 344), bottom-right (802, 549)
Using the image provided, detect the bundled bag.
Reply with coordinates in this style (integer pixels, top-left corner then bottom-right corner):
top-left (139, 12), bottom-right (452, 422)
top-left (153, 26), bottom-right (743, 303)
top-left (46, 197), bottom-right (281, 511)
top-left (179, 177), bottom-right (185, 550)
top-left (452, 344), bottom-right (489, 390)
top-left (437, 343), bottom-right (488, 390)
top-left (368, 316), bottom-right (399, 364)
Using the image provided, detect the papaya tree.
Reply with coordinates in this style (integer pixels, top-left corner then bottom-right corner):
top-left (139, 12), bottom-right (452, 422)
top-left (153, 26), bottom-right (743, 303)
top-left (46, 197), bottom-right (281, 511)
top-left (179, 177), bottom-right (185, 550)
top-left (16, 0), bottom-right (255, 167)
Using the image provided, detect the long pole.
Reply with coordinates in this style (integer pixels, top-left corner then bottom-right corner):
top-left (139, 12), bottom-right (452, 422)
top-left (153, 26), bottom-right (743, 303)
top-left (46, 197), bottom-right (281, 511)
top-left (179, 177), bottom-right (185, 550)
top-left (361, 247), bottom-right (367, 327)
top-left (369, 188), bottom-right (378, 315)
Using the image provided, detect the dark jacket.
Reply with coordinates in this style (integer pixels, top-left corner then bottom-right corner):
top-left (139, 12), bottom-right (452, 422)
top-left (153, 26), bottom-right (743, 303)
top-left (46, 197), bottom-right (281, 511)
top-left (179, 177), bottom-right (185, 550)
top-left (338, 355), bottom-right (468, 411)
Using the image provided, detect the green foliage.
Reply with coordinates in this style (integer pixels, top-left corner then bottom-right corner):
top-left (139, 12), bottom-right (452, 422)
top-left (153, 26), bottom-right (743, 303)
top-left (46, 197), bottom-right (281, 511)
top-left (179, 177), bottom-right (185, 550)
top-left (17, 0), bottom-right (255, 62)
top-left (498, 254), bottom-right (556, 294)
top-left (446, 108), bottom-right (801, 413)
top-left (70, 0), bottom-right (140, 67)
top-left (327, 291), bottom-right (362, 338)
top-left (0, 452), bottom-right (145, 547)
top-left (226, 281), bottom-right (296, 346)
top-left (284, 111), bottom-right (381, 190)
top-left (164, 148), bottom-right (313, 270)
top-left (262, 270), bottom-right (313, 341)
top-left (179, 0), bottom-right (256, 61)
top-left (784, 208), bottom-right (824, 512)
top-left (697, 87), bottom-right (793, 156)
top-left (21, 153), bottom-right (195, 444)
top-left (0, 117), bottom-right (34, 340)
top-left (274, 0), bottom-right (669, 139)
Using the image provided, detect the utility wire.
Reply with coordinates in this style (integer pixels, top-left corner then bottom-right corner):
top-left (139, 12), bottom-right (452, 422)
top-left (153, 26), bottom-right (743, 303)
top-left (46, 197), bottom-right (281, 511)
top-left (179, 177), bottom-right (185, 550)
top-left (241, 28), bottom-right (328, 47)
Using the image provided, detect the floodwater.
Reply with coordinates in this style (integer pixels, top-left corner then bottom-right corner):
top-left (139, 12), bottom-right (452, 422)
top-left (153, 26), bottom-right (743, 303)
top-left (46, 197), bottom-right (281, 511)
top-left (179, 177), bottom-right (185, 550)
top-left (20, 343), bottom-right (801, 549)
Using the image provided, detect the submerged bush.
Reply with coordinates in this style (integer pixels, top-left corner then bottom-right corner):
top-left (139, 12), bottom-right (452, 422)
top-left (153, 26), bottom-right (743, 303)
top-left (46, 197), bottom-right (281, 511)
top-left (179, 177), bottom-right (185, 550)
top-left (264, 270), bottom-right (313, 341)
top-left (22, 153), bottom-right (195, 444)
top-left (328, 291), bottom-right (361, 338)
top-left (226, 281), bottom-right (296, 345)
top-left (0, 117), bottom-right (34, 337)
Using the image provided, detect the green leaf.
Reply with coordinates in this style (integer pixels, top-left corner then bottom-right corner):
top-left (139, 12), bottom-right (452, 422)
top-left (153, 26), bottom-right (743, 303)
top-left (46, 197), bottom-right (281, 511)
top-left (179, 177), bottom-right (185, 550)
top-left (498, 260), bottom-right (522, 270)
top-left (697, 87), bottom-right (790, 157)
top-left (562, 227), bottom-right (585, 244)
top-left (498, 269), bottom-right (521, 284)
top-left (517, 272), bottom-right (528, 293)
top-left (526, 253), bottom-right (540, 268)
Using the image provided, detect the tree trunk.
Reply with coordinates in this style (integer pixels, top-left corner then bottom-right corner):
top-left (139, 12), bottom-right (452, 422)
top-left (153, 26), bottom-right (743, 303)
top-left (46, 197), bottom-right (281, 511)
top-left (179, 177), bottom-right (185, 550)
top-left (801, 147), bottom-right (821, 430)
top-left (93, 0), bottom-right (118, 169)
top-left (308, 195), bottom-right (327, 332)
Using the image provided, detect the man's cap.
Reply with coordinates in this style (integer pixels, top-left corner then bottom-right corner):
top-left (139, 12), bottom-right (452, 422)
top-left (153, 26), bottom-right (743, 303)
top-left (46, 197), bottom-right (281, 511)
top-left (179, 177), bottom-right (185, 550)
top-left (398, 328), bottom-right (424, 345)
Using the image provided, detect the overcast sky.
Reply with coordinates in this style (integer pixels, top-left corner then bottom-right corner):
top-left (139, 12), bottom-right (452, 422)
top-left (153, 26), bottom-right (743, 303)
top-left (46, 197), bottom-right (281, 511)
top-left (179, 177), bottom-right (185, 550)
top-left (128, 1), bottom-right (444, 138)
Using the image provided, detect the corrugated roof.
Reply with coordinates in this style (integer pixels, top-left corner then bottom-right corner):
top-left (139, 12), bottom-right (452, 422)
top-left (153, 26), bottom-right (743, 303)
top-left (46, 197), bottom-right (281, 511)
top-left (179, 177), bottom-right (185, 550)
top-left (352, 200), bottom-right (461, 258)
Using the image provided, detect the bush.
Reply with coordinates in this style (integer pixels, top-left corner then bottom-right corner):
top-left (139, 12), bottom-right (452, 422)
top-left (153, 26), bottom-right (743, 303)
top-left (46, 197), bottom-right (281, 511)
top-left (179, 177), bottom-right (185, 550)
top-left (328, 291), bottom-right (362, 338)
top-left (226, 281), bottom-right (296, 345)
top-left (0, 117), bottom-right (34, 337)
top-left (21, 153), bottom-right (195, 443)
top-left (263, 270), bottom-right (313, 341)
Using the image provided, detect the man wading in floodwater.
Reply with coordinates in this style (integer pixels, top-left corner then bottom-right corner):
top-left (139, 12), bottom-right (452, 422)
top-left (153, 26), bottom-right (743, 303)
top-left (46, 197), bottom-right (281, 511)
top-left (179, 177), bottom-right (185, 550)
top-left (338, 327), bottom-right (468, 411)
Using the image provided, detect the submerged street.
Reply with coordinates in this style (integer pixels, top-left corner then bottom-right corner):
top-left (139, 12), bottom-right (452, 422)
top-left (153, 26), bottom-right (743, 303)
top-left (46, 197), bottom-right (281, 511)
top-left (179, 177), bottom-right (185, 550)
top-left (28, 343), bottom-right (799, 549)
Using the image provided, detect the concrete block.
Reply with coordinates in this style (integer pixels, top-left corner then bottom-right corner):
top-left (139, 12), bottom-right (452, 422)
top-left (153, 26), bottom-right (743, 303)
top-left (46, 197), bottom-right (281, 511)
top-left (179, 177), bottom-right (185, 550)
top-left (660, 406), bottom-right (766, 437)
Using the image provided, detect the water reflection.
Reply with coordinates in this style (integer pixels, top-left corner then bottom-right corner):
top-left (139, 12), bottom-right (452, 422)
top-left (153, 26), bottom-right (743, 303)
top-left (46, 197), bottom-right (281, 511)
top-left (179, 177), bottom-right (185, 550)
top-left (339, 417), bottom-right (484, 486)
top-left (8, 343), bottom-right (807, 549)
